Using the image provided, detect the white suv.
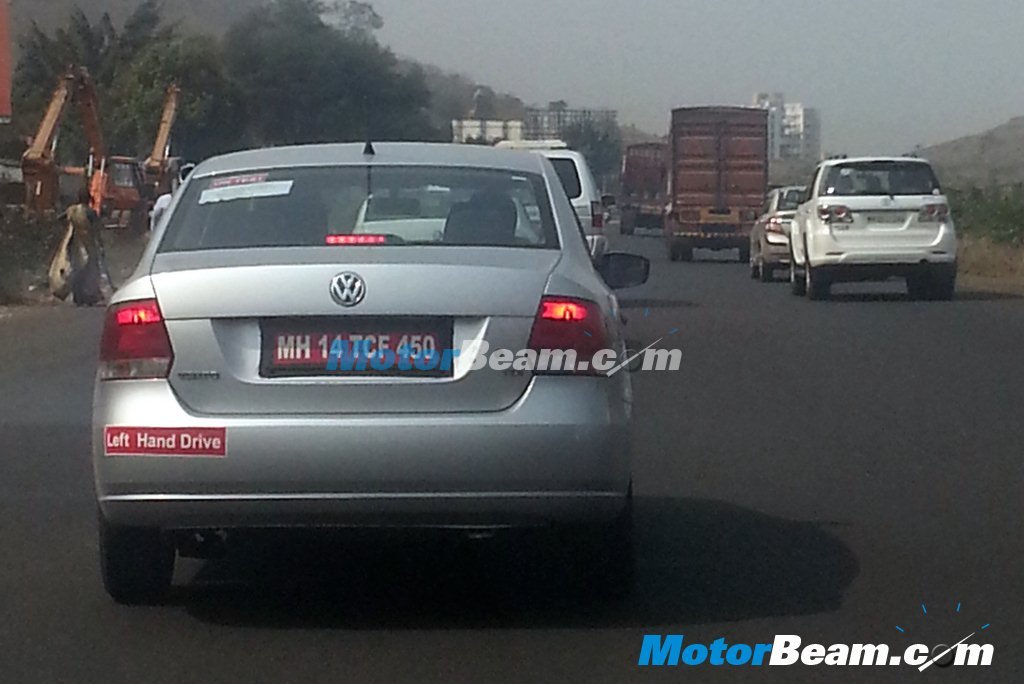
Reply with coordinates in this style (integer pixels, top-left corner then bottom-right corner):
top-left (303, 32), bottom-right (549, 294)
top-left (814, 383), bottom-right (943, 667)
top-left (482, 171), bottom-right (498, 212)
top-left (789, 157), bottom-right (958, 300)
top-left (495, 141), bottom-right (608, 258)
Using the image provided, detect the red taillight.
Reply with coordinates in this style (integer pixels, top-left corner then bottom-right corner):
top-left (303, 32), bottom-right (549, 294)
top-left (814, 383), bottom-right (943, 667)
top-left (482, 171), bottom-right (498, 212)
top-left (766, 217), bottom-right (788, 234)
top-left (918, 204), bottom-right (949, 222)
top-left (818, 205), bottom-right (853, 223)
top-left (528, 296), bottom-right (608, 376)
top-left (590, 201), bottom-right (604, 231)
top-left (326, 234), bottom-right (388, 245)
top-left (540, 300), bottom-right (588, 322)
top-left (99, 299), bottom-right (173, 380)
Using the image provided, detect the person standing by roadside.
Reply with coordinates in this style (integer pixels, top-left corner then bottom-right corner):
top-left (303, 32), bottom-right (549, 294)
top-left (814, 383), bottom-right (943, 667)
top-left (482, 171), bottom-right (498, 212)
top-left (66, 188), bottom-right (114, 306)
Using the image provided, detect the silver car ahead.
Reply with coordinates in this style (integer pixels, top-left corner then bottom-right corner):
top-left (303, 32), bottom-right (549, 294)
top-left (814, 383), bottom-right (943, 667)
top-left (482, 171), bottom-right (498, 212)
top-left (93, 143), bottom-right (650, 604)
top-left (749, 186), bottom-right (805, 282)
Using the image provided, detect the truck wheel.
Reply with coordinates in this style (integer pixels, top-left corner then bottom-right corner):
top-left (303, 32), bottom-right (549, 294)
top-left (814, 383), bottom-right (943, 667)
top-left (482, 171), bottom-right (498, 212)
top-left (620, 212), bottom-right (635, 236)
top-left (790, 251), bottom-right (806, 296)
top-left (99, 512), bottom-right (174, 605)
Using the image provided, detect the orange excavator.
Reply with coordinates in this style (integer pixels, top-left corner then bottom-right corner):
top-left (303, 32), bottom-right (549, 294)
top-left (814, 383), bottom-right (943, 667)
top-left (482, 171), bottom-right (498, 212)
top-left (143, 84), bottom-right (181, 197)
top-left (21, 68), bottom-right (163, 230)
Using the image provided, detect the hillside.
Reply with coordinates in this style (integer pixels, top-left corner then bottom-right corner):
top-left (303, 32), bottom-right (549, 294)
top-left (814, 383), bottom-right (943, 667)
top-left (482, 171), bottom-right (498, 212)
top-left (922, 116), bottom-right (1024, 188)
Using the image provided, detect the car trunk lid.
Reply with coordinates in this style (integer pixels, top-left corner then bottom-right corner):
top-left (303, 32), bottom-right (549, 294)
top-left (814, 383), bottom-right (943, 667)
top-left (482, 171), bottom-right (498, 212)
top-left (151, 248), bottom-right (560, 415)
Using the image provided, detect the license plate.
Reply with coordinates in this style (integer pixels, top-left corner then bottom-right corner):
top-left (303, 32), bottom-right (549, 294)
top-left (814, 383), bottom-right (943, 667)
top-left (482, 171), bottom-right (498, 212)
top-left (260, 317), bottom-right (453, 377)
top-left (864, 212), bottom-right (907, 224)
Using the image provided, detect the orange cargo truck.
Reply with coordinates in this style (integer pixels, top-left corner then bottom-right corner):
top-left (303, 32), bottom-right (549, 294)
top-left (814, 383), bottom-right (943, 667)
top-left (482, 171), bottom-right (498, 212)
top-left (619, 142), bottom-right (667, 236)
top-left (665, 107), bottom-right (768, 262)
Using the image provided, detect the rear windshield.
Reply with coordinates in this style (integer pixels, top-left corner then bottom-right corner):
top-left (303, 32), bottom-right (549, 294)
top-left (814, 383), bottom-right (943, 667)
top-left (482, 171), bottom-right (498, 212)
top-left (779, 188), bottom-right (804, 211)
top-left (159, 166), bottom-right (558, 252)
top-left (548, 158), bottom-right (583, 200)
top-left (820, 161), bottom-right (941, 197)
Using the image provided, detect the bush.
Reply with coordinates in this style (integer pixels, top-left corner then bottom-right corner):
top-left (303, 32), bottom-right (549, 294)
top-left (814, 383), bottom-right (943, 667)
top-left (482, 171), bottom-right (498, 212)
top-left (948, 185), bottom-right (1024, 246)
top-left (0, 214), bottom-right (62, 304)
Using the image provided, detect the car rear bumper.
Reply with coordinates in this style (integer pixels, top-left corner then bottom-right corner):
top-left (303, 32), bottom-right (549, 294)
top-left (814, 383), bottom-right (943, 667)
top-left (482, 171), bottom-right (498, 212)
top-left (813, 260), bottom-right (957, 283)
top-left (759, 239), bottom-right (791, 264)
top-left (93, 376), bottom-right (632, 530)
top-left (805, 227), bottom-right (957, 271)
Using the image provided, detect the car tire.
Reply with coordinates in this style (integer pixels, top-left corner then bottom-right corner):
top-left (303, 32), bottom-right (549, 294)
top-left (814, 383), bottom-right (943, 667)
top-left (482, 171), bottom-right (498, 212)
top-left (906, 275), bottom-right (930, 301)
top-left (760, 263), bottom-right (774, 283)
top-left (571, 490), bottom-right (635, 600)
top-left (790, 251), bottom-right (806, 296)
top-left (929, 273), bottom-right (956, 301)
top-left (99, 512), bottom-right (174, 605)
top-left (750, 258), bottom-right (760, 279)
top-left (805, 262), bottom-right (831, 301)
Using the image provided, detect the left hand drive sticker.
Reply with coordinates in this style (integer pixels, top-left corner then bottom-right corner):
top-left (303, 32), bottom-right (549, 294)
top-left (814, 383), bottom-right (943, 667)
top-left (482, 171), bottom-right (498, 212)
top-left (105, 427), bottom-right (228, 458)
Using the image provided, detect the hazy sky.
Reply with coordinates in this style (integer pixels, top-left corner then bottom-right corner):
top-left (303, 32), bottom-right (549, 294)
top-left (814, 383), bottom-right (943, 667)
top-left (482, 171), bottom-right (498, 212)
top-left (373, 0), bottom-right (1024, 153)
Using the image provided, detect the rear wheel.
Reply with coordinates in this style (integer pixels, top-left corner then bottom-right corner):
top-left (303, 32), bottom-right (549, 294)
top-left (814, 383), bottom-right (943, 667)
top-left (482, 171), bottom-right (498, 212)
top-left (805, 262), bottom-right (831, 301)
top-left (750, 258), bottom-right (760, 279)
top-left (930, 273), bottom-right (956, 301)
top-left (569, 490), bottom-right (634, 600)
top-left (98, 512), bottom-right (174, 605)
top-left (620, 211), bottom-right (636, 236)
top-left (760, 263), bottom-right (774, 283)
top-left (790, 250), bottom-right (806, 296)
top-left (907, 275), bottom-right (930, 301)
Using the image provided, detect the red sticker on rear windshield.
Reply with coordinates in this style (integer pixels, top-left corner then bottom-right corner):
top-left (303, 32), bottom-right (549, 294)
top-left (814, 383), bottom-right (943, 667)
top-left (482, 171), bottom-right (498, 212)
top-left (105, 427), bottom-right (227, 458)
top-left (210, 173), bottom-right (269, 189)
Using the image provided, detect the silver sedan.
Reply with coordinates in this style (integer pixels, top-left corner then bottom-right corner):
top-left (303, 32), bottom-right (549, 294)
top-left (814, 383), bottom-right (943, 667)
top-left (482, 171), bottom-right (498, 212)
top-left (93, 143), bottom-right (650, 604)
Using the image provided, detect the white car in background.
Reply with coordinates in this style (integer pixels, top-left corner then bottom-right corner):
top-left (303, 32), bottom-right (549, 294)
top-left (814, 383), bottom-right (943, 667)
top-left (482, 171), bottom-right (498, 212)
top-left (789, 157), bottom-right (958, 301)
top-left (496, 141), bottom-right (609, 258)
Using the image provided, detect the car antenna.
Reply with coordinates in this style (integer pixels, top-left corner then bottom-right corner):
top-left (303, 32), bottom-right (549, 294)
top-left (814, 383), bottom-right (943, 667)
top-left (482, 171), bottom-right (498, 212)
top-left (362, 95), bottom-right (375, 157)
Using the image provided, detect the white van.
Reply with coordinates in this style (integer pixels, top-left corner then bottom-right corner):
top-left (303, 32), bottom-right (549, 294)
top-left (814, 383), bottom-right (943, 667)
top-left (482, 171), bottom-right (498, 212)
top-left (496, 141), bottom-right (608, 257)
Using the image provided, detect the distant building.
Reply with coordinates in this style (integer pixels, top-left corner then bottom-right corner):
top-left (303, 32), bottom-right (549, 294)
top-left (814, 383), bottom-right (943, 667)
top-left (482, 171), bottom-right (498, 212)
top-left (523, 102), bottom-right (618, 140)
top-left (451, 119), bottom-right (524, 145)
top-left (754, 93), bottom-right (822, 162)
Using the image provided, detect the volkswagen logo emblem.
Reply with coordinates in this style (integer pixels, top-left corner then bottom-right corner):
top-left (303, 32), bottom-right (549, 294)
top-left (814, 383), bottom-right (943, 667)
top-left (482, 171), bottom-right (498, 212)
top-left (329, 272), bottom-right (366, 307)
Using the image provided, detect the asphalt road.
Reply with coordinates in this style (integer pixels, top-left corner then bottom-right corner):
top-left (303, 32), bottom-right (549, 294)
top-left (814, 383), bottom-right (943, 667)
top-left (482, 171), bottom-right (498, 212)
top-left (1, 231), bottom-right (1022, 683)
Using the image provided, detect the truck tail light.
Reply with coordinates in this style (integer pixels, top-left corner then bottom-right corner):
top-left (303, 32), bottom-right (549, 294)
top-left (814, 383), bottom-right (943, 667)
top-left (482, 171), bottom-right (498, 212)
top-left (818, 205), bottom-right (853, 223)
top-left (590, 201), bottom-right (604, 231)
top-left (919, 204), bottom-right (949, 222)
top-left (528, 296), bottom-right (608, 376)
top-left (99, 299), bottom-right (174, 380)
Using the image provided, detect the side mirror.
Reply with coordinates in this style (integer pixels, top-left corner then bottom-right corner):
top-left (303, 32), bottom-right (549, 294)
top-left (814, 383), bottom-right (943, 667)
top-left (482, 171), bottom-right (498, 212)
top-left (179, 163), bottom-right (196, 183)
top-left (601, 194), bottom-right (617, 208)
top-left (596, 252), bottom-right (650, 290)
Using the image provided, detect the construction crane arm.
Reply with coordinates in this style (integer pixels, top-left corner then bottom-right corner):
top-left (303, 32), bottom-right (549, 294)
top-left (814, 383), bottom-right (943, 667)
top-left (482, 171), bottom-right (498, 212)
top-left (22, 72), bottom-right (74, 164)
top-left (147, 85), bottom-right (180, 172)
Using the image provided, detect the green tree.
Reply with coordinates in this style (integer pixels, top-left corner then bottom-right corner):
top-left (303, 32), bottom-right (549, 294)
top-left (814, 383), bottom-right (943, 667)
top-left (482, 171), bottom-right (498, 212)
top-left (223, 0), bottom-right (439, 146)
top-left (9, 2), bottom-right (177, 163)
top-left (106, 35), bottom-right (244, 161)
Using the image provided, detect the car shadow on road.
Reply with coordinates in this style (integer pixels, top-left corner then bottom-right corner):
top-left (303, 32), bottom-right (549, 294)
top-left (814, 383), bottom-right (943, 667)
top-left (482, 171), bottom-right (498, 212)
top-left (178, 497), bottom-right (859, 631)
